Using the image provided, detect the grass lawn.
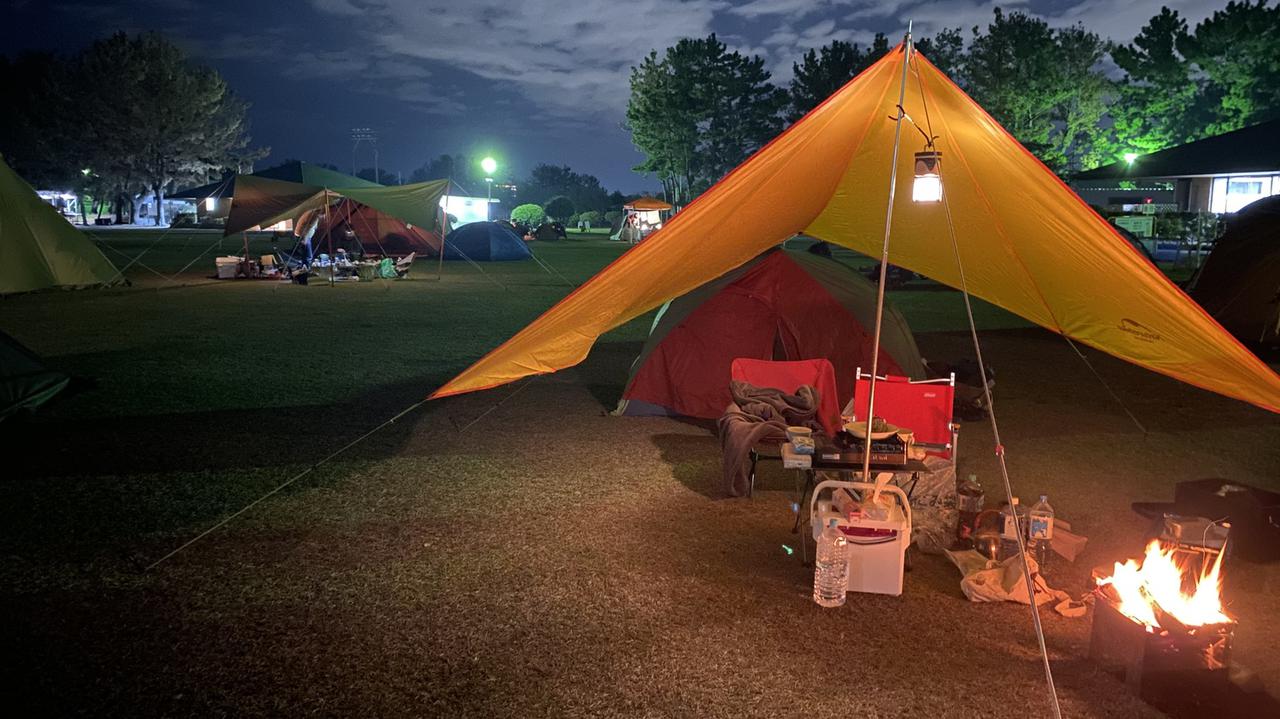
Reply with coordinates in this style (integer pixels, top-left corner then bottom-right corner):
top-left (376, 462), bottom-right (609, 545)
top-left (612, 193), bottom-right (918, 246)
top-left (2, 229), bottom-right (1278, 717)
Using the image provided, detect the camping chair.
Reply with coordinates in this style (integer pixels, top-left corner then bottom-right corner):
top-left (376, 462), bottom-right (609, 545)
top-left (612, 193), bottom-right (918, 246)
top-left (730, 358), bottom-right (842, 497)
top-left (394, 252), bottom-right (416, 278)
top-left (259, 254), bottom-right (278, 277)
top-left (849, 367), bottom-right (959, 469)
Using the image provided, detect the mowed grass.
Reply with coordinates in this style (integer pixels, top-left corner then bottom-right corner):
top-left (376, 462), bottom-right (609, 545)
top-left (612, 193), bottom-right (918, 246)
top-left (2, 229), bottom-right (1277, 717)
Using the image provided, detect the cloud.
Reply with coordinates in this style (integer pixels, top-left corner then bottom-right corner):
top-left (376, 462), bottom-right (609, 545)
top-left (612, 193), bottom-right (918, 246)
top-left (308, 0), bottom-right (724, 124)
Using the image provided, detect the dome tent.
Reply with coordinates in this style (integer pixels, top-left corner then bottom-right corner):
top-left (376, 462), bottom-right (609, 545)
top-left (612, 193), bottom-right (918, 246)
top-left (615, 249), bottom-right (926, 419)
top-left (1190, 195), bottom-right (1280, 348)
top-left (443, 222), bottom-right (532, 261)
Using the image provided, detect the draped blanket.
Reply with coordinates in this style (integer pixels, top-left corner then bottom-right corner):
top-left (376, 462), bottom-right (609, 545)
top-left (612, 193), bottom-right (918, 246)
top-left (717, 381), bottom-right (822, 496)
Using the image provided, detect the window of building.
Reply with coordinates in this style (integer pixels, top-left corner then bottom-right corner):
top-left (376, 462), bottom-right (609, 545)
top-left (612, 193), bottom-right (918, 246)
top-left (1210, 174), bottom-right (1279, 213)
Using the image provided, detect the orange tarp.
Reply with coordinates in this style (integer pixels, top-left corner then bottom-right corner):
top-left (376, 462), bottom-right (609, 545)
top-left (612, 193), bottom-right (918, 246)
top-left (432, 45), bottom-right (1280, 412)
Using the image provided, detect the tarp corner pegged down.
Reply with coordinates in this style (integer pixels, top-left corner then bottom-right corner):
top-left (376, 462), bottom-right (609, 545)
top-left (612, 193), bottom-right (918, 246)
top-left (431, 45), bottom-right (1280, 413)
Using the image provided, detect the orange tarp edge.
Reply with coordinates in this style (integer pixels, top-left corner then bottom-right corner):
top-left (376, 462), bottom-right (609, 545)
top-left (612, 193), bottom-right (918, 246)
top-left (431, 46), bottom-right (1280, 412)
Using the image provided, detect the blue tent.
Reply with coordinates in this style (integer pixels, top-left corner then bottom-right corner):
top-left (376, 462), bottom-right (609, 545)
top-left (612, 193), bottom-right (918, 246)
top-left (444, 222), bottom-right (532, 261)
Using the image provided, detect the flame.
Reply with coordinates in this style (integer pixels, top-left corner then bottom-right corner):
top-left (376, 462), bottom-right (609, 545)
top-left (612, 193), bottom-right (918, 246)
top-left (1095, 540), bottom-right (1231, 631)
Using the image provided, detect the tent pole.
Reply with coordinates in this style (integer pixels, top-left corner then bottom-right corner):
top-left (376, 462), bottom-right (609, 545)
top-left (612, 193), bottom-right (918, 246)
top-left (437, 179), bottom-right (451, 281)
top-left (324, 189), bottom-right (334, 287)
top-left (861, 25), bottom-right (914, 483)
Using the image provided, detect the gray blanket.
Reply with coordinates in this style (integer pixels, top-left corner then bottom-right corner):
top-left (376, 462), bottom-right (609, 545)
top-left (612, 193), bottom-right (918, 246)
top-left (717, 381), bottom-right (822, 497)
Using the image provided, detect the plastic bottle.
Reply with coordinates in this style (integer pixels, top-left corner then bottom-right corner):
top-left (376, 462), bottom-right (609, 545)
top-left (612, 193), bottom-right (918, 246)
top-left (999, 497), bottom-right (1024, 561)
top-left (1028, 495), bottom-right (1055, 573)
top-left (813, 519), bottom-right (849, 607)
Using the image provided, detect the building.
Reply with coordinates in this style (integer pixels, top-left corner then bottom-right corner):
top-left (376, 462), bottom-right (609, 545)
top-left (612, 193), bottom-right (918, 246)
top-left (1072, 119), bottom-right (1280, 214)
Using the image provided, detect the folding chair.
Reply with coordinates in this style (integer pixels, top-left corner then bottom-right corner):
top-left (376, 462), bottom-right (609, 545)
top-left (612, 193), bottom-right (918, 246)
top-left (848, 367), bottom-right (959, 467)
top-left (729, 358), bottom-right (842, 497)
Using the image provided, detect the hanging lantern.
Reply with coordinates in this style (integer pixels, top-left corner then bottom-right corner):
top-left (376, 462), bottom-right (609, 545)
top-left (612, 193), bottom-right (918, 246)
top-left (913, 150), bottom-right (942, 203)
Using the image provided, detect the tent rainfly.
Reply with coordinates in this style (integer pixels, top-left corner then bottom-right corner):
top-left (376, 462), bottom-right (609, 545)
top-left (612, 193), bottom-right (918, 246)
top-left (224, 175), bottom-right (450, 244)
top-left (0, 155), bottom-right (118, 295)
top-left (616, 249), bottom-right (925, 420)
top-left (430, 45), bottom-right (1280, 413)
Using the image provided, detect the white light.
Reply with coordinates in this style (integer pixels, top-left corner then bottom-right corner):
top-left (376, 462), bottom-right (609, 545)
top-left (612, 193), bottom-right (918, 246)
top-left (912, 150), bottom-right (942, 203)
top-left (913, 175), bottom-right (942, 203)
top-left (1124, 152), bottom-right (1139, 165)
top-left (205, 197), bottom-right (216, 211)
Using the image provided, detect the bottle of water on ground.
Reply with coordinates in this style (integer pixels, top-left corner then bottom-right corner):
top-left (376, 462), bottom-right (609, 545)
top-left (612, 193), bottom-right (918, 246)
top-left (1028, 495), bottom-right (1055, 574)
top-left (813, 519), bottom-right (849, 607)
top-left (999, 497), bottom-right (1024, 561)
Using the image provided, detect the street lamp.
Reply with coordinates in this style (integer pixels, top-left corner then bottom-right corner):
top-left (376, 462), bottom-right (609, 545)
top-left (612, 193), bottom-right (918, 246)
top-left (1123, 152), bottom-right (1139, 166)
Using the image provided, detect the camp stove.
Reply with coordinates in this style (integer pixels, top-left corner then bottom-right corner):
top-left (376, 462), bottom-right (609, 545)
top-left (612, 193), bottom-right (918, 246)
top-left (1089, 540), bottom-right (1236, 713)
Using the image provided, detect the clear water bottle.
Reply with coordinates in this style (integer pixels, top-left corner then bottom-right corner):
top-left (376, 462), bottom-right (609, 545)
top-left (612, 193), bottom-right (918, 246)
top-left (1028, 495), bottom-right (1055, 573)
top-left (999, 497), bottom-right (1024, 561)
top-left (813, 519), bottom-right (849, 607)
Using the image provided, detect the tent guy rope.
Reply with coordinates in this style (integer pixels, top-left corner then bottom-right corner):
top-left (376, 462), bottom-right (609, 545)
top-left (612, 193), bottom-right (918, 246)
top-left (911, 45), bottom-right (1064, 719)
top-left (144, 398), bottom-right (426, 571)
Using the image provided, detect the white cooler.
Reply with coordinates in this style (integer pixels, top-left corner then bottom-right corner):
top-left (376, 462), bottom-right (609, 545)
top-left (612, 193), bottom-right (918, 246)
top-left (215, 256), bottom-right (240, 279)
top-left (810, 479), bottom-right (911, 596)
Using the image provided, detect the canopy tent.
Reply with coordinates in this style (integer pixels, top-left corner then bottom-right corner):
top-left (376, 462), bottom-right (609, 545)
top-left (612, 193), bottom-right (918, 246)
top-left (0, 330), bottom-right (70, 421)
top-left (430, 45), bottom-right (1280, 413)
top-left (624, 197), bottom-right (673, 211)
top-left (616, 250), bottom-right (925, 419)
top-left (169, 161), bottom-right (377, 201)
top-left (311, 198), bottom-right (441, 258)
top-left (0, 155), bottom-right (118, 295)
top-left (225, 175), bottom-right (448, 236)
top-left (1190, 195), bottom-right (1280, 347)
top-left (443, 222), bottom-right (532, 261)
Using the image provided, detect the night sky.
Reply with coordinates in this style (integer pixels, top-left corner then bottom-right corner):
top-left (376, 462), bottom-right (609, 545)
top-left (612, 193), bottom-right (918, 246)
top-left (5, 0), bottom-right (1218, 193)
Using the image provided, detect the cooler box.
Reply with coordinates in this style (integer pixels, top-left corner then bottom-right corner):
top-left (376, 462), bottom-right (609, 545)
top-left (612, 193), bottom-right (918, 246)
top-left (811, 480), bottom-right (912, 596)
top-left (215, 256), bottom-right (239, 279)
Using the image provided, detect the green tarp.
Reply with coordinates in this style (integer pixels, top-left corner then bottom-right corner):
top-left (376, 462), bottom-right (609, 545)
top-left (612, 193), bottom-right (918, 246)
top-left (224, 176), bottom-right (450, 236)
top-left (0, 330), bottom-right (70, 421)
top-left (0, 155), bottom-right (118, 294)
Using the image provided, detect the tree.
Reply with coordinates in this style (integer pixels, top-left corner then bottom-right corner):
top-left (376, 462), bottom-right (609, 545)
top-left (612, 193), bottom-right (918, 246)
top-left (915, 28), bottom-right (965, 81)
top-left (510, 203), bottom-right (545, 226)
top-left (77, 32), bottom-right (262, 225)
top-left (964, 10), bottom-right (1113, 170)
top-left (357, 167), bottom-right (399, 184)
top-left (788, 35), bottom-right (888, 120)
top-left (579, 210), bottom-right (603, 227)
top-left (543, 195), bottom-right (575, 222)
top-left (626, 34), bottom-right (788, 206)
top-left (1050, 26), bottom-right (1113, 171)
top-left (1110, 7), bottom-right (1205, 156)
top-left (1180, 0), bottom-right (1280, 133)
top-left (409, 153), bottom-right (484, 190)
top-left (520, 163), bottom-right (609, 212)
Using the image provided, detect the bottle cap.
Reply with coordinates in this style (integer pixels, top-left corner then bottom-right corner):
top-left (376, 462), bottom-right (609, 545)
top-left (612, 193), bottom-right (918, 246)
top-left (1040, 495), bottom-right (1048, 502)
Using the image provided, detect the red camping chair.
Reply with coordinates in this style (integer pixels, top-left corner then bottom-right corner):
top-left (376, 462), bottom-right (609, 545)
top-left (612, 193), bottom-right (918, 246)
top-left (849, 368), bottom-right (959, 464)
top-left (730, 358), bottom-right (842, 496)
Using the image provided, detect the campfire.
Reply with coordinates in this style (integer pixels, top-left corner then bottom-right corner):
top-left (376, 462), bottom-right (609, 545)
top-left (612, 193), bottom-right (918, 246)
top-left (1089, 540), bottom-right (1236, 709)
top-left (1095, 540), bottom-right (1231, 632)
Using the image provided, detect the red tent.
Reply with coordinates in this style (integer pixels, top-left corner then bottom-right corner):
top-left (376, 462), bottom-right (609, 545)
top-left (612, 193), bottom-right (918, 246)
top-left (313, 198), bottom-right (442, 258)
top-left (615, 250), bottom-right (926, 419)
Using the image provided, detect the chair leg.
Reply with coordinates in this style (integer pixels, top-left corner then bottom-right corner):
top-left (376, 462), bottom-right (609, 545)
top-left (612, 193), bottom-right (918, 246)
top-left (748, 449), bottom-right (759, 497)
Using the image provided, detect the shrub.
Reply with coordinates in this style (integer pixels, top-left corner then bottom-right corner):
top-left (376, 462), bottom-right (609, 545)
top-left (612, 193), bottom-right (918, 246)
top-left (579, 210), bottom-right (603, 227)
top-left (511, 203), bottom-right (546, 226)
top-left (604, 210), bottom-right (623, 225)
top-left (170, 212), bottom-right (196, 227)
top-left (543, 195), bottom-right (575, 222)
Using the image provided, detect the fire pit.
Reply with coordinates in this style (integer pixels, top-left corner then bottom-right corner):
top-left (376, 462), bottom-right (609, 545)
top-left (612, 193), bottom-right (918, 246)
top-left (1090, 540), bottom-right (1235, 711)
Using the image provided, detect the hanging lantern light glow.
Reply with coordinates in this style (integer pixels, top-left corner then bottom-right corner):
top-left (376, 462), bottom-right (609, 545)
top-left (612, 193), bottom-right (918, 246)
top-left (913, 150), bottom-right (942, 203)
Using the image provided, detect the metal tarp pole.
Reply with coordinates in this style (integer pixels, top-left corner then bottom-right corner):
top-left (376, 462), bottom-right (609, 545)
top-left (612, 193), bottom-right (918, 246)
top-left (861, 26), bottom-right (914, 482)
